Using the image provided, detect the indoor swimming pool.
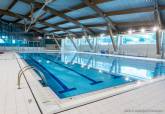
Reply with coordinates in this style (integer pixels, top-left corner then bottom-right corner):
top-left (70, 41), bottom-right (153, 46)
top-left (20, 52), bottom-right (165, 99)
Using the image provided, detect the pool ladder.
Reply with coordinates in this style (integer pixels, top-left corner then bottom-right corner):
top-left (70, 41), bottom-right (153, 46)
top-left (17, 66), bottom-right (47, 89)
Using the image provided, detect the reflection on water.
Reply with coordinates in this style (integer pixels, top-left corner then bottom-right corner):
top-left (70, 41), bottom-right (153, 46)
top-left (61, 52), bottom-right (165, 80)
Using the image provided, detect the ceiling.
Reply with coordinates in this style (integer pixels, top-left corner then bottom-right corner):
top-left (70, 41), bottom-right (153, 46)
top-left (0, 0), bottom-right (164, 37)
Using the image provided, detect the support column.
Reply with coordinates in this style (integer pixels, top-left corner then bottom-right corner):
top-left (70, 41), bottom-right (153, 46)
top-left (68, 35), bottom-right (78, 51)
top-left (156, 31), bottom-right (161, 55)
top-left (161, 32), bottom-right (165, 58)
top-left (52, 33), bottom-right (61, 50)
top-left (154, 0), bottom-right (162, 55)
top-left (107, 25), bottom-right (117, 52)
top-left (118, 35), bottom-right (122, 53)
top-left (95, 37), bottom-right (98, 52)
top-left (83, 28), bottom-right (94, 51)
top-left (84, 36), bottom-right (93, 50)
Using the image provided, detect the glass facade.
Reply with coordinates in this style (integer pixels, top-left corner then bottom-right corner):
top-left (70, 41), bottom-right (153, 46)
top-left (97, 35), bottom-right (112, 45)
top-left (0, 34), bottom-right (44, 47)
top-left (0, 22), bottom-right (25, 47)
top-left (0, 21), bottom-right (43, 48)
top-left (121, 33), bottom-right (156, 45)
top-left (62, 32), bottom-right (157, 51)
top-left (0, 35), bottom-right (28, 47)
top-left (62, 35), bottom-right (113, 51)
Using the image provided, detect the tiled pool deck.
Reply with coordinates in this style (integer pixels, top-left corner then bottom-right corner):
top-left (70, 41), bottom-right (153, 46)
top-left (0, 52), bottom-right (165, 114)
top-left (0, 52), bottom-right (41, 114)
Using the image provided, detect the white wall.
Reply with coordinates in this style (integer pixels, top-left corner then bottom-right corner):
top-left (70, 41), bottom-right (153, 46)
top-left (45, 44), bottom-right (59, 50)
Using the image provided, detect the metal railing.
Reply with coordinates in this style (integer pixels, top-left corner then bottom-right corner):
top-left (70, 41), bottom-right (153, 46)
top-left (17, 66), bottom-right (47, 89)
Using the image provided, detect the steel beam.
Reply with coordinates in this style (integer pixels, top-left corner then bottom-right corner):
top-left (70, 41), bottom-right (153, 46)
top-left (84, 0), bottom-right (117, 31)
top-left (107, 25), bottom-right (117, 52)
top-left (20, 0), bottom-right (95, 35)
top-left (154, 0), bottom-right (162, 27)
top-left (161, 31), bottom-right (165, 58)
top-left (41, 6), bottom-right (165, 28)
top-left (156, 31), bottom-right (161, 55)
top-left (84, 36), bottom-right (93, 51)
top-left (83, 29), bottom-right (94, 50)
top-left (154, 0), bottom-right (162, 55)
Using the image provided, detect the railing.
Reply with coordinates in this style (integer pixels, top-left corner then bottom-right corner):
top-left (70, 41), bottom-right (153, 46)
top-left (17, 66), bottom-right (47, 89)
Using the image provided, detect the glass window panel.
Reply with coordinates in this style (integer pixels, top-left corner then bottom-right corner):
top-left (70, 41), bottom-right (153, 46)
top-left (122, 33), bottom-right (156, 44)
top-left (97, 35), bottom-right (112, 45)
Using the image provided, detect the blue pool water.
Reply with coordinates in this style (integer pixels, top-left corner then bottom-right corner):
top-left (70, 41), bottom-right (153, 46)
top-left (20, 52), bottom-right (165, 98)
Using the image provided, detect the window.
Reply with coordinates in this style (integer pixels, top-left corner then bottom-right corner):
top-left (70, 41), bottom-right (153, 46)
top-left (122, 33), bottom-right (156, 44)
top-left (97, 36), bottom-right (112, 45)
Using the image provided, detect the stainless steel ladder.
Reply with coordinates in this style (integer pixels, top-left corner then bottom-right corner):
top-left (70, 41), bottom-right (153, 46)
top-left (17, 66), bottom-right (47, 89)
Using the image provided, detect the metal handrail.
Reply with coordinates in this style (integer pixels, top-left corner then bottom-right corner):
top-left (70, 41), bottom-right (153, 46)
top-left (17, 66), bottom-right (47, 89)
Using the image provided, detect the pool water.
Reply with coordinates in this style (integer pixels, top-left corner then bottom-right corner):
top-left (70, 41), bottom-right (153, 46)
top-left (20, 52), bottom-right (165, 98)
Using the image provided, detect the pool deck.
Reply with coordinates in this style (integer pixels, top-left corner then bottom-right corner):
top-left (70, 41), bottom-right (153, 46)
top-left (0, 52), bottom-right (165, 114)
top-left (0, 52), bottom-right (41, 114)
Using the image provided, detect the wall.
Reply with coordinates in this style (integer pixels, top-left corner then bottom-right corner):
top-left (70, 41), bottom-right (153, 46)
top-left (45, 44), bottom-right (59, 50)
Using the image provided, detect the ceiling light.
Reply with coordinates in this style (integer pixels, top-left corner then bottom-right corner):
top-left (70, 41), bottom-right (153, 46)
top-left (128, 29), bottom-right (133, 34)
top-left (141, 28), bottom-right (145, 33)
top-left (153, 26), bottom-right (158, 32)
